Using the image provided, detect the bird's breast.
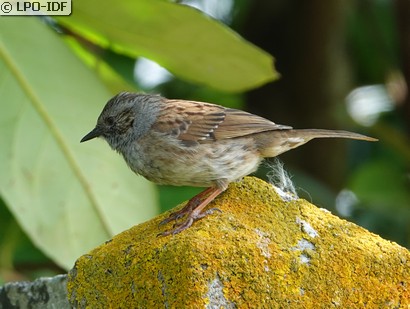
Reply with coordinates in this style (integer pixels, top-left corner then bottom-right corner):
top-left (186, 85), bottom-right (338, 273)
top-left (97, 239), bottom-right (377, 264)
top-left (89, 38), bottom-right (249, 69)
top-left (120, 133), bottom-right (263, 187)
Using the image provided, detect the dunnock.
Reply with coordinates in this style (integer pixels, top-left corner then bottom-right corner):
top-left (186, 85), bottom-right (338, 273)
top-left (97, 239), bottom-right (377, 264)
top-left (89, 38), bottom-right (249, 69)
top-left (81, 92), bottom-right (377, 235)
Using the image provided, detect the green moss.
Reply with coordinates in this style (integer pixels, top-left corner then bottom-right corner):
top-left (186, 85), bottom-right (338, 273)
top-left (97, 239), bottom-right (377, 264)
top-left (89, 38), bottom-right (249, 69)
top-left (68, 177), bottom-right (410, 308)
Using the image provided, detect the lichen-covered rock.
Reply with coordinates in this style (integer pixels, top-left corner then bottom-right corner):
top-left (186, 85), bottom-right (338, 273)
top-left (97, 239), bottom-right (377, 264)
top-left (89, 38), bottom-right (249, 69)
top-left (67, 177), bottom-right (410, 308)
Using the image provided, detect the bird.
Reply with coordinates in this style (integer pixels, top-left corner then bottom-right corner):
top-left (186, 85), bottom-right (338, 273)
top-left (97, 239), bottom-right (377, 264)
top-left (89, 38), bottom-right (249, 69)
top-left (81, 92), bottom-right (377, 236)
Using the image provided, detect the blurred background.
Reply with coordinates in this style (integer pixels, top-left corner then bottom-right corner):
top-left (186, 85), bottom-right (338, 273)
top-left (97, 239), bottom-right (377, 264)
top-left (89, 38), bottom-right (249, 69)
top-left (1, 0), bottom-right (409, 283)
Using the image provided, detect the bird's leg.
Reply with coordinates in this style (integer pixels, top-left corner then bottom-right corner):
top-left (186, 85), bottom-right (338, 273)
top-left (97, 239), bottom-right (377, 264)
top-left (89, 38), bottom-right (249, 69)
top-left (159, 186), bottom-right (216, 226)
top-left (159, 186), bottom-right (224, 236)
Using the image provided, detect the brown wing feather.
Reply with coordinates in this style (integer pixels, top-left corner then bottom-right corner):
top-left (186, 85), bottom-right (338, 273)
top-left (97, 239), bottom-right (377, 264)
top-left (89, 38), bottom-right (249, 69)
top-left (214, 108), bottom-right (291, 140)
top-left (151, 99), bottom-right (291, 145)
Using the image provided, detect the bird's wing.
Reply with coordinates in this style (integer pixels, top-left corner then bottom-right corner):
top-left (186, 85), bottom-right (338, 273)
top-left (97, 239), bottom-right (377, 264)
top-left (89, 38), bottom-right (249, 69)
top-left (214, 108), bottom-right (291, 140)
top-left (151, 99), bottom-right (291, 145)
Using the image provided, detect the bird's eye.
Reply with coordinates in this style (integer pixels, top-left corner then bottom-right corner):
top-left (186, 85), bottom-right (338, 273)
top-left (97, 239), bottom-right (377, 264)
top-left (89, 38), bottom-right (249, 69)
top-left (105, 116), bottom-right (114, 126)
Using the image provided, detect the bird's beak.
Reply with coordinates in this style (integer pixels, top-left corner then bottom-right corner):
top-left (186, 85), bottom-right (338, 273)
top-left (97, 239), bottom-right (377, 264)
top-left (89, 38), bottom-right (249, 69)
top-left (80, 127), bottom-right (102, 143)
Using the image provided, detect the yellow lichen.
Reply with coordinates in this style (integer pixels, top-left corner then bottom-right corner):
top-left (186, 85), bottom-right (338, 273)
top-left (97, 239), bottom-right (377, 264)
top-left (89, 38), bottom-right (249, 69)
top-left (67, 177), bottom-right (410, 308)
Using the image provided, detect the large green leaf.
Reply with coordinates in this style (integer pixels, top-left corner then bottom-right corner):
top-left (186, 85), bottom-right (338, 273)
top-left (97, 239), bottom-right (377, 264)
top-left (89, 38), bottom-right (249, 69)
top-left (57, 0), bottom-right (278, 92)
top-left (0, 18), bottom-right (158, 270)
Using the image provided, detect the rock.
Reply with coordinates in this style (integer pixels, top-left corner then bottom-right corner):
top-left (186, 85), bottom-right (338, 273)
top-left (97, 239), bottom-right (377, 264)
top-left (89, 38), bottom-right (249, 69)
top-left (0, 274), bottom-right (69, 309)
top-left (67, 177), bottom-right (410, 308)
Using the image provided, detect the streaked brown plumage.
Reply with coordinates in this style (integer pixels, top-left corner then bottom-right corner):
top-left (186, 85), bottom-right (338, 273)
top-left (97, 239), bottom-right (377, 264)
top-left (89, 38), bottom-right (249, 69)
top-left (81, 92), bottom-right (377, 235)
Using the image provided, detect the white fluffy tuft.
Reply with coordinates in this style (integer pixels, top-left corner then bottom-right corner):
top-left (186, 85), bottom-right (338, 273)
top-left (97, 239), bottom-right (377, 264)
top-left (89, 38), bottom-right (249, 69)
top-left (265, 158), bottom-right (298, 201)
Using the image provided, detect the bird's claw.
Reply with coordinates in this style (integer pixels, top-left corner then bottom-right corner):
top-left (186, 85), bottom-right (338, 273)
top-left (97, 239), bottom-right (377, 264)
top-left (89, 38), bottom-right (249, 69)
top-left (157, 208), bottom-right (222, 237)
top-left (159, 212), bottom-right (185, 226)
top-left (194, 207), bottom-right (222, 220)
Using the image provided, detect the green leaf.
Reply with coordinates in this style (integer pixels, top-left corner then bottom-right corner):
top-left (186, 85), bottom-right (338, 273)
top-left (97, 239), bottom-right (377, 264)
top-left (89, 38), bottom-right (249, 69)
top-left (0, 17), bottom-right (159, 270)
top-left (64, 36), bottom-right (138, 94)
top-left (349, 159), bottom-right (410, 210)
top-left (56, 0), bottom-right (278, 92)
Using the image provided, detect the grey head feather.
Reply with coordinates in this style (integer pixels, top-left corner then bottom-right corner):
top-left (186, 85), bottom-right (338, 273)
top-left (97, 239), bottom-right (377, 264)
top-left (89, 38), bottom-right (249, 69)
top-left (97, 92), bottom-right (163, 152)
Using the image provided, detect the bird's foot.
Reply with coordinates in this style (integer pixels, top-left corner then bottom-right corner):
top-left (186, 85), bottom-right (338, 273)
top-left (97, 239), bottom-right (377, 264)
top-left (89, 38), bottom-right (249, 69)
top-left (159, 186), bottom-right (216, 226)
top-left (159, 203), bottom-right (195, 226)
top-left (158, 208), bottom-right (221, 236)
top-left (158, 186), bottom-right (224, 236)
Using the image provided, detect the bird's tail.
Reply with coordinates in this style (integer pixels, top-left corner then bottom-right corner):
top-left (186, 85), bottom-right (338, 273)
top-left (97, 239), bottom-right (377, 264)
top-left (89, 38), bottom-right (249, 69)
top-left (288, 129), bottom-right (378, 141)
top-left (257, 129), bottom-right (377, 158)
